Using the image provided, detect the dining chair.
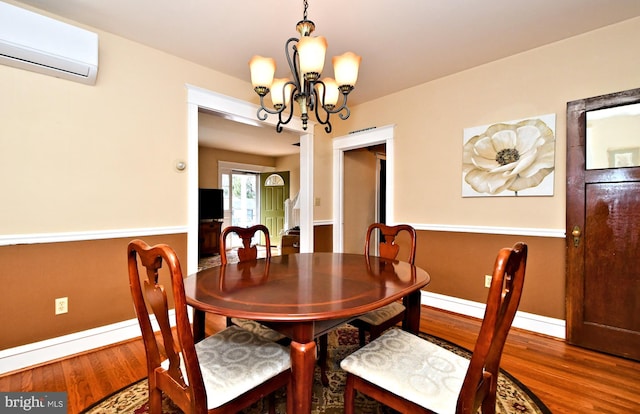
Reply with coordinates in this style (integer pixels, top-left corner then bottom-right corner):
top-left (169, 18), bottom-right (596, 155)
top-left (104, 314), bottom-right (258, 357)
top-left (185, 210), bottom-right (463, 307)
top-left (352, 223), bottom-right (417, 345)
top-left (221, 225), bottom-right (331, 386)
top-left (220, 225), bottom-right (288, 343)
top-left (340, 242), bottom-right (528, 414)
top-left (316, 223), bottom-right (417, 386)
top-left (128, 239), bottom-right (291, 414)
top-left (220, 224), bottom-right (271, 265)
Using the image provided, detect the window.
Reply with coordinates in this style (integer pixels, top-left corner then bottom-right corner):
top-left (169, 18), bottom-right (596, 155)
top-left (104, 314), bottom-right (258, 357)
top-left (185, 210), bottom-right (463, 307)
top-left (265, 173), bottom-right (285, 186)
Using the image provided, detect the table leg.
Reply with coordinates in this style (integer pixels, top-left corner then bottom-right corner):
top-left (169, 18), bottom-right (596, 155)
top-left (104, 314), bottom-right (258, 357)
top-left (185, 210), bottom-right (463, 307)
top-left (287, 325), bottom-right (316, 414)
top-left (402, 290), bottom-right (422, 334)
top-left (192, 308), bottom-right (206, 342)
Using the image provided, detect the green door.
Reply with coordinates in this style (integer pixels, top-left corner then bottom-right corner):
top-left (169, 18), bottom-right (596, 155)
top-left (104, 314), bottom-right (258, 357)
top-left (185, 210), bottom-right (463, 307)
top-left (260, 171), bottom-right (289, 247)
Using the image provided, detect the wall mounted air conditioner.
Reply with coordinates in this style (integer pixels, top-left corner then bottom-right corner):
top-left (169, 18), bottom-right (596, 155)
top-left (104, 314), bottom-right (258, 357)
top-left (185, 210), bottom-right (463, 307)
top-left (0, 1), bottom-right (98, 85)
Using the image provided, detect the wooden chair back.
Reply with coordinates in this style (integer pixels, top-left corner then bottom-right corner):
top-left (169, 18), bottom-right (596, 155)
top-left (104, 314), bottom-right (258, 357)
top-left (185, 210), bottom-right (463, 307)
top-left (457, 241), bottom-right (528, 413)
top-left (219, 225), bottom-right (271, 265)
top-left (364, 223), bottom-right (417, 264)
top-left (127, 239), bottom-right (206, 413)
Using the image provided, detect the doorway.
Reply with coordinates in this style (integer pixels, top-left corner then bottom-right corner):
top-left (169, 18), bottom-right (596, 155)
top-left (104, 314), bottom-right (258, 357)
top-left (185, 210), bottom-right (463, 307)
top-left (332, 125), bottom-right (396, 252)
top-left (342, 147), bottom-right (385, 253)
top-left (186, 86), bottom-right (314, 274)
top-left (217, 160), bottom-right (289, 248)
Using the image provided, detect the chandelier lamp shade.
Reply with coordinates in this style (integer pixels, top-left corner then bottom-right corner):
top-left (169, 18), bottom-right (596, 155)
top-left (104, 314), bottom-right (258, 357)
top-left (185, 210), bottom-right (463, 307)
top-left (249, 0), bottom-right (361, 133)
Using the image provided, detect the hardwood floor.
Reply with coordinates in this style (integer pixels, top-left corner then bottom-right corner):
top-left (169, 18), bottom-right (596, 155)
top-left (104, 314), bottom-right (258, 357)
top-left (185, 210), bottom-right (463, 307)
top-left (1, 306), bottom-right (638, 413)
top-left (421, 308), bottom-right (640, 414)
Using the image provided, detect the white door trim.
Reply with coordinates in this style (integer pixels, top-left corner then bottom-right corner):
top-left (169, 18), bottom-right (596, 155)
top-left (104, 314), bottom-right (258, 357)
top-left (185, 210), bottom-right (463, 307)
top-left (332, 125), bottom-right (396, 252)
top-left (186, 85), bottom-right (314, 274)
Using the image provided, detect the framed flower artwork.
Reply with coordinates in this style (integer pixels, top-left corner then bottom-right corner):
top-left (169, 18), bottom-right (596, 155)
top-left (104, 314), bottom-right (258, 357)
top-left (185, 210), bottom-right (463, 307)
top-left (462, 113), bottom-right (556, 197)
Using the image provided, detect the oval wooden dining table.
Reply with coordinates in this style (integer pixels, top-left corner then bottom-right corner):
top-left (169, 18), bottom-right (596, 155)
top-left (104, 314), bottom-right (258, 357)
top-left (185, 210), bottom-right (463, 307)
top-left (183, 252), bottom-right (430, 414)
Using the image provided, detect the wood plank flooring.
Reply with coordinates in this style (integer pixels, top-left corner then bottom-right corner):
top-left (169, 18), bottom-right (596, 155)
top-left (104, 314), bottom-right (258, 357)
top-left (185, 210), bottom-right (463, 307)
top-left (1, 306), bottom-right (638, 413)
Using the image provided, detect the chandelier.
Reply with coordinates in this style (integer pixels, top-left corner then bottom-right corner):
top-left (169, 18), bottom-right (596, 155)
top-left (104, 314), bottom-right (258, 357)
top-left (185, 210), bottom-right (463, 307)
top-left (249, 0), bottom-right (361, 133)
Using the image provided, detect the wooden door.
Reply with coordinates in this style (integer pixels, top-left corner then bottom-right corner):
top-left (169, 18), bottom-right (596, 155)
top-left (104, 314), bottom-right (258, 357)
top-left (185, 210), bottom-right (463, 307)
top-left (260, 171), bottom-right (289, 247)
top-left (566, 88), bottom-right (640, 361)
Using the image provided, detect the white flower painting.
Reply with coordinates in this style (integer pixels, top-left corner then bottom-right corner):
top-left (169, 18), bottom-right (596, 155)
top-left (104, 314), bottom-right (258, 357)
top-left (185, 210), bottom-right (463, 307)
top-left (462, 114), bottom-right (556, 197)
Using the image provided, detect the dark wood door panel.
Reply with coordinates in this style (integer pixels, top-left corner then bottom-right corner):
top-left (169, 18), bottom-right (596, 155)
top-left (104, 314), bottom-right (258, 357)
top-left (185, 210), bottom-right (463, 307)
top-left (566, 87), bottom-right (640, 361)
top-left (585, 167), bottom-right (640, 183)
top-left (584, 182), bottom-right (640, 330)
top-left (572, 323), bottom-right (640, 360)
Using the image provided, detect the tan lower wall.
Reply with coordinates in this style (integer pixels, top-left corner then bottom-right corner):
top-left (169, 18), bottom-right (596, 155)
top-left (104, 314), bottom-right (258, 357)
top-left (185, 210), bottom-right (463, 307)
top-left (1, 226), bottom-right (563, 350)
top-left (313, 224), bottom-right (333, 252)
top-left (312, 225), bottom-right (565, 320)
top-left (0, 233), bottom-right (187, 350)
top-left (415, 231), bottom-right (565, 320)
top-left (2, 226), bottom-right (328, 351)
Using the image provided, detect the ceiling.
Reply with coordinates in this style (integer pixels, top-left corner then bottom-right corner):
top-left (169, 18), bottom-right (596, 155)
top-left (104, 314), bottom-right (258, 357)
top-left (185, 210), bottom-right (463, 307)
top-left (14, 0), bottom-right (640, 155)
top-left (198, 109), bottom-right (301, 157)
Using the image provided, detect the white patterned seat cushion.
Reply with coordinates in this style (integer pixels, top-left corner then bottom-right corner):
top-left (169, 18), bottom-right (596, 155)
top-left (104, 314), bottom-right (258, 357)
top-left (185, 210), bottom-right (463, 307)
top-left (340, 328), bottom-right (468, 414)
top-left (231, 317), bottom-right (288, 342)
top-left (355, 301), bottom-right (405, 325)
top-left (162, 325), bottom-right (291, 409)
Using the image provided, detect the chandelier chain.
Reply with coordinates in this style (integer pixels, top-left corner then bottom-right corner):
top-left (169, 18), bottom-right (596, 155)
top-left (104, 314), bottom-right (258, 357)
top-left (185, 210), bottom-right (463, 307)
top-left (303, 0), bottom-right (308, 20)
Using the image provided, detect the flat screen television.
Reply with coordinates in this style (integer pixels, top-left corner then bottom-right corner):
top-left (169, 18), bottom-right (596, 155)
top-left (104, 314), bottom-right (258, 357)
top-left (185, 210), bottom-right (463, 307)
top-left (199, 188), bottom-right (224, 220)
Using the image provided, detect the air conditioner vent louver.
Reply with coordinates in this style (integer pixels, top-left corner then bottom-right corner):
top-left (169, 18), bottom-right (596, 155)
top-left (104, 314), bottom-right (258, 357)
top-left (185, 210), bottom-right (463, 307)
top-left (0, 1), bottom-right (98, 85)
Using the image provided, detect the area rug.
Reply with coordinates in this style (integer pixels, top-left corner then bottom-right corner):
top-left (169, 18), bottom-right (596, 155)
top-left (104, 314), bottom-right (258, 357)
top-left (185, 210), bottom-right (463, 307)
top-left (197, 253), bottom-right (223, 272)
top-left (81, 326), bottom-right (550, 414)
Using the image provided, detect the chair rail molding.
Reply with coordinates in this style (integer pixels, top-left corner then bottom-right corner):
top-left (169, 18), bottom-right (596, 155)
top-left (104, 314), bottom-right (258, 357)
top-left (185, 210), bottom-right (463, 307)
top-left (412, 223), bottom-right (565, 238)
top-left (0, 226), bottom-right (188, 246)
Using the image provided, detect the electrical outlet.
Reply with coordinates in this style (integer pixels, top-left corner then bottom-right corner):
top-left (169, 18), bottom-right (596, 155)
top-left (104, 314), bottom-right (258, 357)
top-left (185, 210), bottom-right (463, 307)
top-left (484, 275), bottom-right (492, 288)
top-left (55, 297), bottom-right (68, 315)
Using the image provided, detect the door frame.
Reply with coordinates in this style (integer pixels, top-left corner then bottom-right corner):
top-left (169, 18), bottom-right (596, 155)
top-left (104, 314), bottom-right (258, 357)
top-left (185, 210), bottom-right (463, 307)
top-left (218, 160), bottom-right (276, 230)
top-left (186, 85), bottom-right (313, 274)
top-left (332, 125), bottom-right (395, 252)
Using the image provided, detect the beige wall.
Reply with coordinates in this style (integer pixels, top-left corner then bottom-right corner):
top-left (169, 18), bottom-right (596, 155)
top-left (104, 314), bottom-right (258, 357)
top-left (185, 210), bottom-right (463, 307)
top-left (325, 17), bottom-right (640, 231)
top-left (198, 147), bottom-right (299, 199)
top-left (343, 148), bottom-right (377, 253)
top-left (275, 153), bottom-right (301, 198)
top-left (198, 147), bottom-right (278, 187)
top-left (315, 17), bottom-right (640, 321)
top-left (0, 2), bottom-right (256, 235)
top-left (0, 4), bottom-right (262, 352)
top-left (312, 125), bottom-right (334, 218)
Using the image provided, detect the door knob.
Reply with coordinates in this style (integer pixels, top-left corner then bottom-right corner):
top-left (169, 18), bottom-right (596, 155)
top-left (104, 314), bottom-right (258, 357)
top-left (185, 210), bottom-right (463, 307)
top-left (571, 226), bottom-right (581, 247)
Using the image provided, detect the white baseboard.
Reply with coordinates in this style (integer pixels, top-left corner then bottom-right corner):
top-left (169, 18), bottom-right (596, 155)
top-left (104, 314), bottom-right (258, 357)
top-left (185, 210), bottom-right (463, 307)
top-left (421, 291), bottom-right (566, 339)
top-left (0, 311), bottom-right (176, 375)
top-left (1, 292), bottom-right (565, 375)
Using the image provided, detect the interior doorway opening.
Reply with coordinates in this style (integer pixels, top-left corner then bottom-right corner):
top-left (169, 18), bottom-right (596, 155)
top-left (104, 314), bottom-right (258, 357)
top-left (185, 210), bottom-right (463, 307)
top-left (332, 125), bottom-right (396, 253)
top-left (187, 86), bottom-right (314, 275)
